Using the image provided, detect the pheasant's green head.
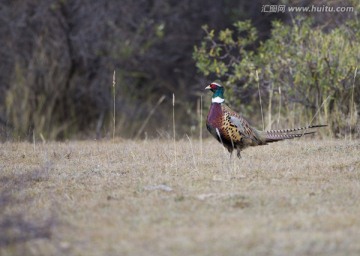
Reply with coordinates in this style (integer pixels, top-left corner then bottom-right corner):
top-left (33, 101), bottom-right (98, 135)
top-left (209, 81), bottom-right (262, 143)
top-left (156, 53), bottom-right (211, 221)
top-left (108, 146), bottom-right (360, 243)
top-left (205, 82), bottom-right (225, 103)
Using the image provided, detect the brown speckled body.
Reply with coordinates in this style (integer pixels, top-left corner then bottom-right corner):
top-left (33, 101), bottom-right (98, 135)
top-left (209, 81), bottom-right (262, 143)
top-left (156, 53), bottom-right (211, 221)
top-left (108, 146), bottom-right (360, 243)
top-left (206, 103), bottom-right (263, 157)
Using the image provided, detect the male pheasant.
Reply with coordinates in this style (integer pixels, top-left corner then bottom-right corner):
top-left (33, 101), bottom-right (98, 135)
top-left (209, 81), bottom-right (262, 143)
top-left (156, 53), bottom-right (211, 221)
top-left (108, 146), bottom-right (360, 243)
top-left (205, 82), bottom-right (326, 158)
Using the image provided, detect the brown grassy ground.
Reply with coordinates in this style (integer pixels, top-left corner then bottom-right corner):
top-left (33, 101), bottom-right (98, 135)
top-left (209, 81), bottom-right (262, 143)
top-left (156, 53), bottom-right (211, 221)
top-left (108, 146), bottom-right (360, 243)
top-left (0, 139), bottom-right (360, 256)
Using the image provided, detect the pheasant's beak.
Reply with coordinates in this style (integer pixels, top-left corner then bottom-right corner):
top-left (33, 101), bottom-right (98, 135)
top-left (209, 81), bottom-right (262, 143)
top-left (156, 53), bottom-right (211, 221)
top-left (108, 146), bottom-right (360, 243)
top-left (205, 85), bottom-right (211, 90)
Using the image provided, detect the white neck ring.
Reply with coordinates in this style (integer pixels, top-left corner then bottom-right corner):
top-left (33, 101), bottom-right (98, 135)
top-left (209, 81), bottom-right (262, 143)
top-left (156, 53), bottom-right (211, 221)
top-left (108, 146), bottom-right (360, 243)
top-left (212, 97), bottom-right (224, 103)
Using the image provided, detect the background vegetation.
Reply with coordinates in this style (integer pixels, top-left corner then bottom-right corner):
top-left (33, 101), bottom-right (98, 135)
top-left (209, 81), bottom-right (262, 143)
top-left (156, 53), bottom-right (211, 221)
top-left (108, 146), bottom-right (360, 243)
top-left (0, 0), bottom-right (358, 140)
top-left (194, 15), bottom-right (360, 137)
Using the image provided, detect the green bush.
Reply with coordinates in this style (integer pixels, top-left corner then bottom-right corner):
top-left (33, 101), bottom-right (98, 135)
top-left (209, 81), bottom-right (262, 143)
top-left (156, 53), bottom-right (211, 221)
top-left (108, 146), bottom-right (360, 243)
top-left (194, 17), bottom-right (360, 137)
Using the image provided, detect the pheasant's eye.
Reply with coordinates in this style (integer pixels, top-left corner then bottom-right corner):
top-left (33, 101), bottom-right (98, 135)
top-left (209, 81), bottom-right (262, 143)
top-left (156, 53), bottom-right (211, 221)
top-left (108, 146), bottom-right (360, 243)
top-left (210, 83), bottom-right (217, 89)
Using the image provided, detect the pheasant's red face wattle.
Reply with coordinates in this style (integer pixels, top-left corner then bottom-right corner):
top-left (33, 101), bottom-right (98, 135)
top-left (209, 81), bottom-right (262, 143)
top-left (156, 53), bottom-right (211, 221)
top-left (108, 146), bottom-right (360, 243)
top-left (210, 83), bottom-right (218, 90)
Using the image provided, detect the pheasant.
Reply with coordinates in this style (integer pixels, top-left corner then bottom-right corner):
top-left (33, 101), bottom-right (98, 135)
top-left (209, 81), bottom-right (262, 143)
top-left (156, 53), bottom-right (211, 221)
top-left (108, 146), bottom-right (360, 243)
top-left (205, 82), bottom-right (326, 158)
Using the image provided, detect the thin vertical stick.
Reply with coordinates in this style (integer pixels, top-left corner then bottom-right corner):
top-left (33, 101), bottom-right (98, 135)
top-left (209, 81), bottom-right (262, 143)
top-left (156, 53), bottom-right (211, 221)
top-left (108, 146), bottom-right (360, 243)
top-left (350, 67), bottom-right (357, 141)
top-left (268, 82), bottom-right (273, 130)
top-left (33, 130), bottom-right (36, 151)
top-left (173, 94), bottom-right (177, 171)
top-left (277, 87), bottom-right (282, 125)
top-left (112, 70), bottom-right (116, 141)
top-left (256, 70), bottom-right (265, 131)
top-left (200, 95), bottom-right (203, 158)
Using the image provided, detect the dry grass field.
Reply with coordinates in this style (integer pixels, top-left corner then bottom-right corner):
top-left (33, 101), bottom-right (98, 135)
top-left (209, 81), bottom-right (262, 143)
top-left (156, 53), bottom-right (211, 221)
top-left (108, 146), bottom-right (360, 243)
top-left (0, 138), bottom-right (360, 256)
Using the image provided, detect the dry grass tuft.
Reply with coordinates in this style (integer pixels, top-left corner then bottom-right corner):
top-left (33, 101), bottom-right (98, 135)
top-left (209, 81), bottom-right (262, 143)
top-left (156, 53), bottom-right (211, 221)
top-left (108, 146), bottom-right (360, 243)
top-left (0, 139), bottom-right (359, 255)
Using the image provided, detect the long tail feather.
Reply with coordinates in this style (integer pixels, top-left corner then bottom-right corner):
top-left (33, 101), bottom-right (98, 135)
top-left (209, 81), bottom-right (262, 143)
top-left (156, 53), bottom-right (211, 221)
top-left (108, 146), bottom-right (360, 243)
top-left (264, 124), bottom-right (327, 143)
top-left (266, 124), bottom-right (327, 134)
top-left (265, 131), bottom-right (316, 143)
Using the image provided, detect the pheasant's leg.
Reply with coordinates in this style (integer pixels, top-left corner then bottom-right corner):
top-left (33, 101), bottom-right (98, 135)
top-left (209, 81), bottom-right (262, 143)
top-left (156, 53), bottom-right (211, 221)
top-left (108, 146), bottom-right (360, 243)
top-left (233, 147), bottom-right (246, 179)
top-left (236, 148), bottom-right (242, 159)
top-left (229, 150), bottom-right (233, 160)
top-left (222, 148), bottom-right (233, 175)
